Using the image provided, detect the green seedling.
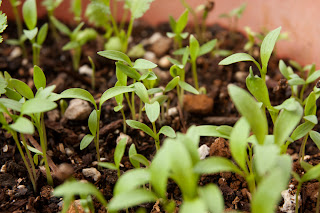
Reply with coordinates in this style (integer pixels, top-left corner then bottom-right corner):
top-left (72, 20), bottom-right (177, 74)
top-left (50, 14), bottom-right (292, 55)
top-left (70, 0), bottom-right (82, 23)
top-left (293, 161), bottom-right (320, 213)
top-left (108, 128), bottom-right (224, 213)
top-left (129, 144), bottom-right (150, 168)
top-left (60, 85), bottom-right (135, 163)
top-left (53, 179), bottom-right (108, 213)
top-left (98, 50), bottom-right (158, 120)
top-left (88, 56), bottom-right (96, 90)
top-left (22, 0), bottom-right (48, 66)
top-left (126, 97), bottom-right (176, 151)
top-left (7, 0), bottom-right (27, 57)
top-left (51, 17), bottom-right (97, 71)
top-left (196, 1), bottom-right (214, 42)
top-left (174, 36), bottom-right (217, 90)
top-left (167, 9), bottom-right (189, 49)
top-left (42, 0), bottom-right (63, 40)
top-left (279, 60), bottom-right (320, 102)
top-left (98, 138), bottom-right (126, 177)
top-left (219, 3), bottom-right (247, 33)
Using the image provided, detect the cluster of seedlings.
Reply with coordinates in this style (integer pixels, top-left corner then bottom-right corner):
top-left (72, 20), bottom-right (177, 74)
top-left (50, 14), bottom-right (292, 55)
top-left (1, 0), bottom-right (320, 212)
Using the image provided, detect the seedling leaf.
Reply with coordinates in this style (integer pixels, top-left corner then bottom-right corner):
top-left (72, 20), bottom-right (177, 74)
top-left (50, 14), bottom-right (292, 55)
top-left (133, 59), bottom-right (157, 70)
top-left (178, 81), bottom-right (199, 94)
top-left (130, 154), bottom-right (150, 167)
top-left (306, 70), bottom-right (320, 84)
top-left (199, 39), bottom-right (217, 56)
top-left (100, 86), bottom-right (135, 107)
top-left (80, 134), bottom-right (95, 150)
top-left (33, 65), bottom-right (46, 90)
top-left (189, 35), bottom-right (199, 62)
top-left (23, 28), bottom-right (38, 40)
top-left (310, 130), bottom-right (320, 150)
top-left (98, 50), bottom-right (132, 66)
top-left (37, 23), bottom-right (48, 45)
top-left (116, 62), bottom-right (141, 80)
top-left (99, 162), bottom-right (117, 170)
top-left (114, 169), bottom-right (150, 195)
top-left (61, 88), bottom-right (96, 107)
top-left (219, 53), bottom-right (261, 71)
top-left (22, 0), bottom-right (37, 30)
top-left (194, 156), bottom-right (242, 175)
top-left (114, 138), bottom-right (126, 168)
top-left (165, 76), bottom-right (180, 92)
top-left (180, 199), bottom-right (207, 213)
top-left (198, 184), bottom-right (224, 213)
top-left (158, 126), bottom-right (176, 138)
top-left (10, 79), bottom-right (34, 99)
top-left (291, 121), bottom-right (314, 141)
top-left (88, 110), bottom-right (98, 135)
top-left (145, 101), bottom-right (160, 123)
top-left (126, 120), bottom-right (155, 138)
top-left (10, 117), bottom-right (34, 134)
top-left (254, 144), bottom-right (279, 176)
top-left (21, 98), bottom-right (57, 115)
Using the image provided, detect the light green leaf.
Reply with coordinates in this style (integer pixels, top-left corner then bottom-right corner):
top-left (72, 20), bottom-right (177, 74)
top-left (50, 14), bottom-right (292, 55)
top-left (279, 60), bottom-right (290, 79)
top-left (191, 125), bottom-right (230, 139)
top-left (0, 98), bottom-right (22, 112)
top-left (251, 168), bottom-right (289, 213)
top-left (114, 169), bottom-right (150, 195)
top-left (133, 59), bottom-right (157, 70)
top-left (199, 39), bottom-right (217, 56)
top-left (114, 138), bottom-right (126, 168)
top-left (10, 117), bottom-right (34, 134)
top-left (23, 28), bottom-right (38, 40)
top-left (126, 120), bottom-right (155, 138)
top-left (301, 163), bottom-right (320, 182)
top-left (53, 180), bottom-right (107, 207)
top-left (62, 41), bottom-right (79, 51)
top-left (305, 92), bottom-right (317, 116)
top-left (145, 101), bottom-right (160, 123)
top-left (108, 189), bottom-right (157, 211)
top-left (80, 134), bottom-right (95, 150)
top-left (164, 76), bottom-right (180, 93)
top-left (158, 126), bottom-right (176, 138)
top-left (33, 65), bottom-right (46, 90)
top-left (125, 0), bottom-right (154, 19)
top-left (60, 88), bottom-right (96, 107)
top-left (254, 144), bottom-right (279, 176)
top-left (216, 125), bottom-right (233, 136)
top-left (88, 110), bottom-right (98, 135)
top-left (306, 70), bottom-right (320, 84)
top-left (100, 86), bottom-right (134, 107)
top-left (50, 16), bottom-right (71, 36)
top-left (260, 27), bottom-right (281, 74)
top-left (189, 35), bottom-right (199, 62)
top-left (129, 144), bottom-right (140, 168)
top-left (219, 53), bottom-right (261, 71)
top-left (130, 154), bottom-right (150, 167)
top-left (310, 130), bottom-right (320, 150)
top-left (288, 77), bottom-right (305, 86)
top-left (176, 10), bottom-right (188, 34)
top-left (21, 98), bottom-right (57, 115)
top-left (228, 84), bottom-right (267, 144)
top-left (22, 0), bottom-right (37, 30)
top-left (180, 199), bottom-right (207, 213)
top-left (198, 184), bottom-right (224, 213)
top-left (134, 82), bottom-right (149, 104)
top-left (178, 81), bottom-right (199, 94)
top-left (116, 62), bottom-right (141, 80)
top-left (304, 115), bottom-right (318, 124)
top-left (37, 23), bottom-right (48, 45)
top-left (194, 156), bottom-right (242, 175)
top-left (147, 88), bottom-right (163, 95)
top-left (290, 121), bottom-right (314, 141)
top-left (98, 162), bottom-right (117, 170)
top-left (274, 99), bottom-right (303, 145)
top-left (10, 79), bottom-right (34, 99)
top-left (230, 117), bottom-right (250, 171)
top-left (98, 50), bottom-right (132, 66)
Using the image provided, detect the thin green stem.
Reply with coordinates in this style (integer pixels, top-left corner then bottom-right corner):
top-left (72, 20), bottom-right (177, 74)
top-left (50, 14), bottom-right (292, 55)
top-left (72, 46), bottom-right (81, 71)
top-left (180, 0), bottom-right (201, 41)
top-left (95, 110), bottom-right (101, 163)
top-left (120, 109), bottom-right (126, 134)
top-left (152, 122), bottom-right (160, 151)
top-left (20, 134), bottom-right (37, 184)
top-left (295, 182), bottom-right (302, 213)
top-left (123, 18), bottom-right (134, 52)
top-left (299, 133), bottom-right (309, 161)
top-left (299, 84), bottom-right (307, 102)
top-left (12, 131), bottom-right (37, 192)
top-left (138, 99), bottom-right (142, 121)
top-left (191, 60), bottom-right (199, 90)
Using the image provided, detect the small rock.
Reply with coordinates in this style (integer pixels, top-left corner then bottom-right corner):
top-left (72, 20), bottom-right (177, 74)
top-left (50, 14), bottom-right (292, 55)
top-left (15, 185), bottom-right (28, 197)
top-left (56, 163), bottom-right (74, 181)
top-left (9, 47), bottom-right (22, 60)
top-left (79, 65), bottom-right (93, 77)
top-left (47, 109), bottom-right (60, 122)
top-left (234, 71), bottom-right (248, 83)
top-left (167, 107), bottom-right (178, 117)
top-left (183, 94), bottom-right (214, 114)
top-left (150, 36), bottom-right (172, 57)
top-left (210, 138), bottom-right (231, 158)
top-left (280, 184), bottom-right (300, 213)
top-left (198, 144), bottom-right (210, 160)
top-left (148, 32), bottom-right (162, 44)
top-left (82, 168), bottom-right (101, 181)
top-left (1, 164), bottom-right (6, 173)
top-left (2, 144), bottom-right (8, 152)
top-left (158, 55), bottom-right (171, 69)
top-left (153, 67), bottom-right (170, 81)
top-left (64, 99), bottom-right (92, 121)
top-left (65, 148), bottom-right (74, 156)
top-left (144, 51), bottom-right (158, 64)
top-left (22, 58), bottom-right (28, 66)
top-left (116, 133), bottom-right (132, 145)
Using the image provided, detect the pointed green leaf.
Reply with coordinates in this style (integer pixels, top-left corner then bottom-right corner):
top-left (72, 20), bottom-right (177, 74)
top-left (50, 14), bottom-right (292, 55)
top-left (98, 50), bottom-right (132, 66)
top-left (10, 117), bottom-right (34, 134)
top-left (114, 138), bottom-right (126, 168)
top-left (33, 65), bottom-right (46, 90)
top-left (199, 39), bottom-right (217, 56)
top-left (291, 121), bottom-right (315, 141)
top-left (61, 88), bottom-right (96, 107)
top-left (134, 82), bottom-right (149, 104)
top-left (180, 199), bottom-right (207, 213)
top-left (158, 126), bottom-right (176, 138)
top-left (21, 98), bottom-right (57, 115)
top-left (10, 79), bottom-right (34, 99)
top-left (100, 86), bottom-right (134, 107)
top-left (133, 59), bottom-right (157, 70)
top-left (228, 84), bottom-right (267, 144)
top-left (126, 120), bottom-right (155, 138)
top-left (37, 23), bottom-right (48, 45)
top-left (130, 154), bottom-right (150, 167)
top-left (88, 110), bottom-right (98, 135)
top-left (145, 101), bottom-right (160, 123)
top-left (194, 156), bottom-right (242, 175)
top-left (50, 16), bottom-right (71, 36)
top-left (176, 9), bottom-right (188, 33)
top-left (23, 28), bottom-right (38, 40)
top-left (219, 53), bottom-right (261, 71)
top-left (22, 0), bottom-right (37, 30)
top-left (198, 184), bottom-right (224, 213)
top-left (254, 144), bottom-right (279, 176)
top-left (310, 130), bottom-right (320, 150)
top-left (189, 35), bottom-right (199, 62)
top-left (178, 81), bottom-right (199, 94)
top-left (306, 70), bottom-right (320, 84)
top-left (165, 76), bottom-right (180, 92)
top-left (80, 134), bottom-right (95, 150)
top-left (98, 162), bottom-right (117, 170)
top-left (0, 98), bottom-right (22, 112)
top-left (302, 163), bottom-right (320, 182)
top-left (116, 62), bottom-right (140, 80)
top-left (129, 144), bottom-right (140, 168)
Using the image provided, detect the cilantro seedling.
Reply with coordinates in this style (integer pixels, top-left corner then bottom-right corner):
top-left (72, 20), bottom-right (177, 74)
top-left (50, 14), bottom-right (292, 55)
top-left (167, 9), bottom-right (189, 49)
top-left (42, 0), bottom-right (63, 40)
top-left (98, 138), bottom-right (126, 177)
top-left (60, 85), bottom-right (134, 163)
top-left (129, 144), bottom-right (150, 168)
top-left (70, 0), bottom-right (82, 23)
top-left (22, 0), bottom-right (48, 66)
top-left (51, 17), bottom-right (97, 71)
top-left (219, 3), bottom-right (247, 33)
top-left (0, 0), bottom-right (7, 44)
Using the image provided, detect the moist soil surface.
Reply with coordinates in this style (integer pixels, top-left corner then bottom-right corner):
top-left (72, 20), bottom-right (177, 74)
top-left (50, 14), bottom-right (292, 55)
top-left (0, 19), bottom-right (319, 213)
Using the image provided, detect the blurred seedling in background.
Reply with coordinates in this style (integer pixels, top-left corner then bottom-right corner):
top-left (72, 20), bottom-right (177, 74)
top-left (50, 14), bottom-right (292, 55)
top-left (51, 17), bottom-right (97, 71)
top-left (220, 3), bottom-right (247, 34)
top-left (22, 0), bottom-right (48, 66)
top-left (167, 9), bottom-right (189, 49)
top-left (42, 0), bottom-right (63, 40)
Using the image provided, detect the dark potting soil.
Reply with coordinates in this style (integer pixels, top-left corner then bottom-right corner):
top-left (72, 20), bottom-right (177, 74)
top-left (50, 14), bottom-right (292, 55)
top-left (0, 18), bottom-right (319, 213)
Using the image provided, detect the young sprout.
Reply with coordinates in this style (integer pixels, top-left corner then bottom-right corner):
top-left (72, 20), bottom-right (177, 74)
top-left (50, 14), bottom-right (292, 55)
top-left (129, 144), bottom-right (150, 169)
top-left (51, 18), bottom-right (97, 71)
top-left (70, 0), bottom-right (82, 23)
top-left (196, 1), bottom-right (214, 42)
top-left (7, 0), bottom-right (27, 57)
top-left (126, 92), bottom-right (176, 151)
top-left (219, 3), bottom-right (247, 33)
top-left (0, 0), bottom-right (7, 44)
top-left (42, 0), bottom-right (63, 40)
top-left (98, 138), bottom-right (127, 177)
top-left (167, 10), bottom-right (189, 49)
top-left (60, 85), bottom-right (135, 163)
top-left (22, 0), bottom-right (48, 66)
top-left (88, 56), bottom-right (96, 90)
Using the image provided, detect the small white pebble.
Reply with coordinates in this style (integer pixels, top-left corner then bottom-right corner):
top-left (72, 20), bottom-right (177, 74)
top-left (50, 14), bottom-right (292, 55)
top-left (82, 168), bottom-right (101, 181)
top-left (167, 107), bottom-right (178, 117)
top-left (158, 55), bottom-right (171, 69)
top-left (280, 184), bottom-right (300, 213)
top-left (2, 144), bottom-right (8, 153)
top-left (65, 148), bottom-right (74, 156)
top-left (303, 155), bottom-right (311, 160)
top-left (79, 65), bottom-right (93, 77)
top-left (116, 133), bottom-right (132, 145)
top-left (148, 32), bottom-right (162, 44)
top-left (1, 164), bottom-right (6, 173)
top-left (9, 47), bottom-right (22, 60)
top-left (198, 144), bottom-right (210, 160)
